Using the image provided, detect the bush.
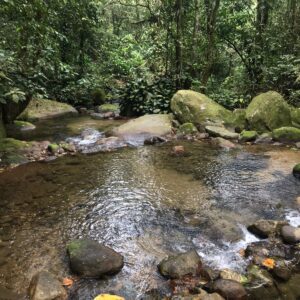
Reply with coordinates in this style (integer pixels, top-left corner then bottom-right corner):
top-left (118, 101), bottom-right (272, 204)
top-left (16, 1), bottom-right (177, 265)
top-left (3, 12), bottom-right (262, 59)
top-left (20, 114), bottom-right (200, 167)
top-left (120, 76), bottom-right (176, 117)
top-left (91, 88), bottom-right (106, 106)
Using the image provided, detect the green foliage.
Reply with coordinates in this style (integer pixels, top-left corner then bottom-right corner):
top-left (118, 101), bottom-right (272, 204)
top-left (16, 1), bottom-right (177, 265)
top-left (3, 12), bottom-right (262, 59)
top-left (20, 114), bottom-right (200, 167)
top-left (120, 77), bottom-right (176, 116)
top-left (91, 88), bottom-right (106, 106)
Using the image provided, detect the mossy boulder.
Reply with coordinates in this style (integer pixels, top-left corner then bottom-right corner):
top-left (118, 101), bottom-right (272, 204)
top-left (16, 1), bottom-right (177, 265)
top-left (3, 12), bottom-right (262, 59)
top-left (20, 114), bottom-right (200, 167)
top-left (179, 122), bottom-right (198, 135)
top-left (293, 164), bottom-right (300, 179)
top-left (14, 120), bottom-right (36, 131)
top-left (17, 98), bottom-right (78, 122)
top-left (246, 91), bottom-right (292, 132)
top-left (291, 108), bottom-right (300, 128)
top-left (0, 138), bottom-right (30, 152)
top-left (233, 109), bottom-right (246, 132)
top-left (239, 130), bottom-right (258, 143)
top-left (171, 90), bottom-right (233, 126)
top-left (98, 103), bottom-right (119, 113)
top-left (47, 143), bottom-right (59, 154)
top-left (272, 127), bottom-right (300, 142)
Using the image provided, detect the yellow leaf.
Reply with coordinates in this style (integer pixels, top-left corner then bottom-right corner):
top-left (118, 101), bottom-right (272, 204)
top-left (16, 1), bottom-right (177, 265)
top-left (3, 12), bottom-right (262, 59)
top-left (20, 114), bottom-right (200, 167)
top-left (262, 258), bottom-right (275, 269)
top-left (94, 295), bottom-right (125, 300)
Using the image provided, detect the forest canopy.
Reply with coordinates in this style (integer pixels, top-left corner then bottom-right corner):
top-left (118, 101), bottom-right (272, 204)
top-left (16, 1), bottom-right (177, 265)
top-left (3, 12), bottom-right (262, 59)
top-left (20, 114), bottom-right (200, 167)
top-left (0, 0), bottom-right (299, 115)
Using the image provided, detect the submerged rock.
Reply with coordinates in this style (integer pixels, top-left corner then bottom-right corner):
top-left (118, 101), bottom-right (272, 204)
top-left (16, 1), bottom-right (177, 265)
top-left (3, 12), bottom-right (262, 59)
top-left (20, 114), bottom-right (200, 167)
top-left (18, 98), bottom-right (77, 121)
top-left (158, 250), bottom-right (202, 279)
top-left (245, 91), bottom-right (292, 132)
top-left (239, 130), bottom-right (258, 143)
top-left (111, 114), bottom-right (173, 144)
top-left (28, 271), bottom-right (67, 300)
top-left (211, 279), bottom-right (247, 300)
top-left (272, 126), bottom-right (300, 142)
top-left (67, 239), bottom-right (124, 278)
top-left (171, 90), bottom-right (233, 126)
top-left (281, 225), bottom-right (300, 244)
top-left (292, 163), bottom-right (300, 179)
top-left (171, 145), bottom-right (186, 156)
top-left (255, 133), bottom-right (273, 144)
top-left (247, 220), bottom-right (287, 238)
top-left (205, 126), bottom-right (239, 140)
top-left (211, 137), bottom-right (236, 149)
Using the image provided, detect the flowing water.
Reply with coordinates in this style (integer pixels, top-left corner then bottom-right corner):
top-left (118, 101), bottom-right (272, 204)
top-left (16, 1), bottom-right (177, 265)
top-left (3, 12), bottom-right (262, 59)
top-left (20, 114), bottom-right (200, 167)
top-left (1, 117), bottom-right (300, 299)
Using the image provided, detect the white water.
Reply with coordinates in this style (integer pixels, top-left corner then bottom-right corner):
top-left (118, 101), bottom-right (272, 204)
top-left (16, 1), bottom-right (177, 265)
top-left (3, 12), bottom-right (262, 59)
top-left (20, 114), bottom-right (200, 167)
top-left (285, 209), bottom-right (300, 227)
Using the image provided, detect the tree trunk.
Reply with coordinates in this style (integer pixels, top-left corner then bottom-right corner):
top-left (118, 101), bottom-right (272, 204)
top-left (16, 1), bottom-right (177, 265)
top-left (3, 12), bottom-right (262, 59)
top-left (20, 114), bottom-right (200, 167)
top-left (175, 0), bottom-right (183, 89)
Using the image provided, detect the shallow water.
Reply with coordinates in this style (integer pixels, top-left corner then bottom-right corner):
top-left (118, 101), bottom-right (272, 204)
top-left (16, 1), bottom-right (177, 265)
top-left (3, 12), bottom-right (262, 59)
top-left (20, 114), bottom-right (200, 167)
top-left (1, 117), bottom-right (300, 299)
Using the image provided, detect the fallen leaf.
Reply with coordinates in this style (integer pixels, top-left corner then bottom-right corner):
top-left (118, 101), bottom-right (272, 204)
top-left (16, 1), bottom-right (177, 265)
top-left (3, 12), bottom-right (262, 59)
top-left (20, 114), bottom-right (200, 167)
top-left (262, 258), bottom-right (275, 269)
top-left (62, 277), bottom-right (74, 287)
top-left (94, 295), bottom-right (125, 300)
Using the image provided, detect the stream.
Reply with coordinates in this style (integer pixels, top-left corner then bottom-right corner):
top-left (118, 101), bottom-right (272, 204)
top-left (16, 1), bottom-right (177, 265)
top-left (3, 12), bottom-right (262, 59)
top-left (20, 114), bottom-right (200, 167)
top-left (1, 116), bottom-right (300, 299)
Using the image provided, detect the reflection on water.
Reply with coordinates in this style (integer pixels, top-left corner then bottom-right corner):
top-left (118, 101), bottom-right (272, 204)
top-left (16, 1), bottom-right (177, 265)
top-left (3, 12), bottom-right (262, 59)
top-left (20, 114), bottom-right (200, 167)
top-left (1, 119), bottom-right (300, 299)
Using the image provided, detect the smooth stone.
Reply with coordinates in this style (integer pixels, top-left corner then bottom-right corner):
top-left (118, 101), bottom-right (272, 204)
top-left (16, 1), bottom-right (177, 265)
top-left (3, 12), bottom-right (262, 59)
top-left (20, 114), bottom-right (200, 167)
top-left (28, 271), bottom-right (67, 300)
top-left (211, 279), bottom-right (247, 300)
top-left (67, 239), bottom-right (124, 278)
top-left (247, 220), bottom-right (287, 238)
top-left (281, 225), bottom-right (300, 244)
top-left (205, 126), bottom-right (239, 140)
top-left (158, 250), bottom-right (202, 279)
top-left (211, 137), bottom-right (236, 149)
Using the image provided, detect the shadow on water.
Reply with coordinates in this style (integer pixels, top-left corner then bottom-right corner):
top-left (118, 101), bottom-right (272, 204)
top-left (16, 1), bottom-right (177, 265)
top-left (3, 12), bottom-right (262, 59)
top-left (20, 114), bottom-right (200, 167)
top-left (1, 118), bottom-right (300, 299)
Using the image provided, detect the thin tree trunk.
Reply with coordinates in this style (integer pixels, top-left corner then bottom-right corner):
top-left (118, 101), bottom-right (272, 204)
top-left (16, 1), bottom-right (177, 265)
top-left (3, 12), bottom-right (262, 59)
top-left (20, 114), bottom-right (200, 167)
top-left (175, 0), bottom-right (183, 89)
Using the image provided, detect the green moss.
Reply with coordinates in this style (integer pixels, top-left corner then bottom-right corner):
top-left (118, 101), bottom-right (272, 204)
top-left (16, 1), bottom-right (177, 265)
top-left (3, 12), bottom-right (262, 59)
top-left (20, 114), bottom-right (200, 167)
top-left (48, 143), bottom-right (59, 153)
top-left (98, 103), bottom-right (119, 113)
top-left (0, 138), bottom-right (30, 152)
top-left (239, 130), bottom-right (258, 142)
top-left (179, 123), bottom-right (198, 135)
top-left (291, 108), bottom-right (300, 128)
top-left (233, 109), bottom-right (246, 132)
top-left (171, 90), bottom-right (233, 127)
top-left (246, 91), bottom-right (292, 132)
top-left (18, 98), bottom-right (77, 121)
top-left (67, 240), bottom-right (85, 257)
top-left (273, 127), bottom-right (300, 142)
top-left (13, 120), bottom-right (35, 130)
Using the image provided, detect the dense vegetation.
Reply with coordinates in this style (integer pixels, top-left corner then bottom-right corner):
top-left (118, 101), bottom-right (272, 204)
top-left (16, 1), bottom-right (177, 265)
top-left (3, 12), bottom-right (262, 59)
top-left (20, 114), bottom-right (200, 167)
top-left (0, 0), bottom-right (299, 116)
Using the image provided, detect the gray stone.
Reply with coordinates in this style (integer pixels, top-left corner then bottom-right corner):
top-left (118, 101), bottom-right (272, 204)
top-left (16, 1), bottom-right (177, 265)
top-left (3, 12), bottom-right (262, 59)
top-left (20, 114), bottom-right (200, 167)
top-left (281, 225), bottom-right (300, 244)
top-left (211, 279), bottom-right (247, 300)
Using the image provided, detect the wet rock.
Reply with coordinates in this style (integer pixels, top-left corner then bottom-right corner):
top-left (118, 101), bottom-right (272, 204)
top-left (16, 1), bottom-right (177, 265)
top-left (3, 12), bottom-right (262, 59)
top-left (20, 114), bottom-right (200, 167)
top-left (211, 137), bottom-right (236, 149)
top-left (60, 143), bottom-right (76, 153)
top-left (28, 271), bottom-right (67, 300)
top-left (239, 130), bottom-right (258, 143)
top-left (255, 133), bottom-right (273, 144)
top-left (205, 126), bottom-right (239, 140)
top-left (171, 289), bottom-right (224, 300)
top-left (276, 273), bottom-right (300, 299)
top-left (271, 263), bottom-right (291, 281)
top-left (292, 163), bottom-right (300, 179)
top-left (0, 287), bottom-right (22, 300)
top-left (233, 109), bottom-right (246, 133)
top-left (273, 126), bottom-right (300, 143)
top-left (67, 239), bottom-right (124, 278)
top-left (158, 250), bottom-right (202, 279)
top-left (281, 225), bottom-right (300, 244)
top-left (211, 279), bottom-right (247, 300)
top-left (296, 196), bottom-right (300, 206)
top-left (247, 265), bottom-right (273, 287)
top-left (91, 113), bottom-right (105, 120)
top-left (13, 120), bottom-right (36, 131)
top-left (220, 269), bottom-right (246, 284)
top-left (171, 90), bottom-right (233, 126)
top-left (47, 143), bottom-right (59, 154)
top-left (144, 136), bottom-right (166, 145)
top-left (247, 219), bottom-right (287, 238)
top-left (141, 289), bottom-right (165, 300)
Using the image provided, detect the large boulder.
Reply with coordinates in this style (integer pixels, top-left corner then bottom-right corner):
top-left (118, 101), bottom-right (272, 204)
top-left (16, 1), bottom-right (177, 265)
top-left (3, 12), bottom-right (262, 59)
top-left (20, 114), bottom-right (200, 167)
top-left (158, 250), bottom-right (202, 279)
top-left (28, 271), bottom-right (67, 300)
top-left (18, 98), bottom-right (78, 121)
top-left (111, 114), bottom-right (173, 143)
top-left (67, 239), bottom-right (124, 278)
top-left (245, 91), bottom-right (292, 132)
top-left (273, 126), bottom-right (300, 142)
top-left (171, 90), bottom-right (233, 126)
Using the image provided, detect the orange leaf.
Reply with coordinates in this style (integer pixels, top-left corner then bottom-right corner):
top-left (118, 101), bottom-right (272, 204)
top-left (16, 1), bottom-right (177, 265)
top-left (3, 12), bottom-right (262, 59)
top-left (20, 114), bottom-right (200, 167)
top-left (262, 258), bottom-right (275, 269)
top-left (62, 277), bottom-right (74, 287)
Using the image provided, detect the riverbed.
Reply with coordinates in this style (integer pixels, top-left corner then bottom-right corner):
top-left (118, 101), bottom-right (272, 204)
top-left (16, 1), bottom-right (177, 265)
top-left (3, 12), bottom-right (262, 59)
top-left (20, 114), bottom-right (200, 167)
top-left (1, 117), bottom-right (300, 299)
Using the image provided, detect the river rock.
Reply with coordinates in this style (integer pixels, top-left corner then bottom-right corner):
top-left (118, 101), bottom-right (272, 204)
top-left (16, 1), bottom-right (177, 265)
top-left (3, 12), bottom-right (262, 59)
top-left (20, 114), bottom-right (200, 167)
top-left (13, 120), bottom-right (36, 131)
top-left (255, 132), bottom-right (273, 144)
top-left (171, 145), bottom-right (186, 156)
top-left (179, 123), bottom-right (198, 135)
top-left (293, 163), bottom-right (300, 179)
top-left (247, 220), bottom-right (287, 238)
top-left (220, 269), bottom-right (245, 283)
top-left (239, 130), bottom-right (258, 143)
top-left (67, 239), bottom-right (124, 278)
top-left (171, 90), bottom-right (233, 126)
top-left (273, 126), bottom-right (300, 143)
top-left (17, 98), bottom-right (77, 122)
top-left (245, 91), bottom-right (292, 132)
top-left (28, 271), bottom-right (67, 300)
top-left (211, 279), bottom-right (247, 300)
top-left (211, 137), bottom-right (236, 149)
top-left (144, 136), bottom-right (166, 145)
top-left (272, 263), bottom-right (291, 281)
top-left (205, 126), bottom-right (239, 140)
top-left (247, 264), bottom-right (273, 286)
top-left (111, 114), bottom-right (173, 143)
top-left (281, 225), bottom-right (300, 244)
top-left (158, 250), bottom-right (202, 279)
